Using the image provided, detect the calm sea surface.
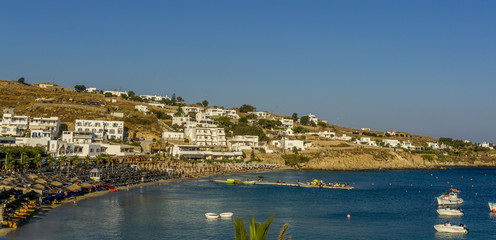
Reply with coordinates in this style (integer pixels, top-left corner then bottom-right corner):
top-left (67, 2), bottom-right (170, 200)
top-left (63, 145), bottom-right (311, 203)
top-left (6, 168), bottom-right (496, 239)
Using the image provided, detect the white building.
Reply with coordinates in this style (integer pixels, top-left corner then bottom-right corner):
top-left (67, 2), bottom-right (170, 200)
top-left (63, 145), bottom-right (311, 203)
top-left (280, 119), bottom-right (294, 128)
top-left (401, 141), bottom-right (423, 150)
top-left (225, 110), bottom-right (240, 119)
top-left (336, 134), bottom-right (352, 141)
top-left (307, 114), bottom-right (318, 124)
top-left (0, 114), bottom-right (30, 137)
top-left (162, 132), bottom-right (185, 140)
top-left (62, 131), bottom-right (95, 144)
top-left (12, 137), bottom-right (49, 147)
top-left (184, 127), bottom-right (226, 146)
top-left (248, 111), bottom-right (269, 118)
top-left (228, 135), bottom-right (259, 151)
top-left (317, 131), bottom-right (335, 138)
top-left (383, 139), bottom-right (401, 148)
top-left (281, 137), bottom-right (305, 151)
top-left (172, 116), bottom-right (196, 128)
top-left (75, 120), bottom-right (125, 140)
top-left (385, 130), bottom-right (396, 136)
top-left (427, 142), bottom-right (440, 150)
top-left (182, 106), bottom-right (204, 114)
top-left (356, 137), bottom-right (377, 146)
top-left (48, 140), bottom-right (134, 157)
top-left (29, 116), bottom-right (61, 139)
top-left (282, 128), bottom-right (294, 136)
top-left (205, 108), bottom-right (225, 117)
top-left (135, 105), bottom-right (149, 114)
top-left (139, 95), bottom-right (170, 102)
top-left (171, 145), bottom-right (242, 160)
top-left (103, 90), bottom-right (128, 97)
top-left (85, 87), bottom-right (98, 93)
top-left (195, 113), bottom-right (217, 127)
top-left (479, 142), bottom-right (491, 148)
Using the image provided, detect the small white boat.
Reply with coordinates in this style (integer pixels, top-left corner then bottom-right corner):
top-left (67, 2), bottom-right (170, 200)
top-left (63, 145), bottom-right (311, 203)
top-left (489, 202), bottom-right (496, 212)
top-left (434, 222), bottom-right (468, 233)
top-left (220, 212), bottom-right (233, 218)
top-left (437, 208), bottom-right (464, 216)
top-left (205, 213), bottom-right (219, 219)
top-left (436, 189), bottom-right (463, 205)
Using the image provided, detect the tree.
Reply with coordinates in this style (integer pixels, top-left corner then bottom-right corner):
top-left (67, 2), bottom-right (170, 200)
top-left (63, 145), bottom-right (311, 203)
top-left (127, 90), bottom-right (136, 97)
top-left (202, 100), bottom-right (209, 107)
top-left (17, 77), bottom-right (25, 84)
top-left (299, 116), bottom-right (310, 126)
top-left (172, 93), bottom-right (176, 102)
top-left (74, 85), bottom-right (86, 92)
top-left (174, 107), bottom-right (184, 117)
top-left (69, 156), bottom-right (79, 177)
top-left (58, 155), bottom-right (67, 177)
top-left (317, 122), bottom-right (327, 128)
top-left (233, 215), bottom-right (290, 240)
top-left (177, 96), bottom-right (184, 102)
top-left (46, 155), bottom-right (55, 169)
top-left (291, 113), bottom-right (298, 122)
top-left (239, 117), bottom-right (248, 124)
top-left (33, 154), bottom-right (42, 173)
top-left (292, 126), bottom-right (308, 134)
top-left (239, 104), bottom-right (255, 113)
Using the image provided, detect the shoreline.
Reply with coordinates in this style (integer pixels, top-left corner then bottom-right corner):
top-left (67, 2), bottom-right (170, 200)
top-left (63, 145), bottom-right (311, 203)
top-left (0, 167), bottom-right (277, 237)
top-left (2, 165), bottom-right (494, 237)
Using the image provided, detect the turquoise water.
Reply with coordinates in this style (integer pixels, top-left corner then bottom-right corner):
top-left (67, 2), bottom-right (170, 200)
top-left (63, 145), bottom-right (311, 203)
top-left (6, 168), bottom-right (496, 239)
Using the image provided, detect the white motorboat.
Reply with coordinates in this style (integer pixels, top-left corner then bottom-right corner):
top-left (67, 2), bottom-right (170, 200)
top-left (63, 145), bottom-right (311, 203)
top-left (437, 208), bottom-right (464, 216)
top-left (434, 222), bottom-right (468, 233)
top-left (436, 189), bottom-right (463, 205)
top-left (220, 212), bottom-right (233, 218)
top-left (489, 202), bottom-right (496, 212)
top-left (205, 213), bottom-right (219, 219)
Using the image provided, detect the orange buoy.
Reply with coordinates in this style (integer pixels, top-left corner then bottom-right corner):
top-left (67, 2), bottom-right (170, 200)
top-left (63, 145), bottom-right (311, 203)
top-left (347, 214), bottom-right (350, 219)
top-left (436, 177), bottom-right (438, 179)
top-left (447, 182), bottom-right (449, 184)
top-left (461, 176), bottom-right (463, 178)
top-left (492, 209), bottom-right (495, 213)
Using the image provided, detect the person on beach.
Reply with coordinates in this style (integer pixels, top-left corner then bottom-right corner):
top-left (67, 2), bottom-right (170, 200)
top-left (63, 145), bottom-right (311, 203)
top-left (73, 197), bottom-right (77, 205)
top-left (127, 185), bottom-right (130, 191)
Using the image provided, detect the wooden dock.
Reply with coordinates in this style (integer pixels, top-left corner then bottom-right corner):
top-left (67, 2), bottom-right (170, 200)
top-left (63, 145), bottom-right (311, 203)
top-left (212, 180), bottom-right (353, 190)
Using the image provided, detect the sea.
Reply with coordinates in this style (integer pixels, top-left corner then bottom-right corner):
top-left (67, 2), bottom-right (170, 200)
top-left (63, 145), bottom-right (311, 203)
top-left (5, 167), bottom-right (496, 240)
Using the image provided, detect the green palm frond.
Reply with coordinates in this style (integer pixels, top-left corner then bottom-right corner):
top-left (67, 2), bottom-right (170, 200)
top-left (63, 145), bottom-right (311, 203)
top-left (278, 223), bottom-right (291, 240)
top-left (233, 218), bottom-right (249, 240)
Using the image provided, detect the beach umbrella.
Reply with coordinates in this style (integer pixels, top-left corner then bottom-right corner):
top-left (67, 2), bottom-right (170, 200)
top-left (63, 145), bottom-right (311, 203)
top-left (28, 174), bottom-right (38, 179)
top-left (66, 184), bottom-right (82, 192)
top-left (35, 178), bottom-right (47, 184)
top-left (80, 183), bottom-right (92, 188)
top-left (51, 181), bottom-right (63, 187)
top-left (32, 184), bottom-right (45, 190)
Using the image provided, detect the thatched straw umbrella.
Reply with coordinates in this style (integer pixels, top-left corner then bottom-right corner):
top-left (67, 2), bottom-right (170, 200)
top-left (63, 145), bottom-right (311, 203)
top-left (51, 181), bottom-right (63, 187)
top-left (66, 184), bottom-right (81, 192)
top-left (80, 183), bottom-right (93, 189)
top-left (32, 184), bottom-right (45, 190)
top-left (36, 178), bottom-right (47, 184)
top-left (28, 174), bottom-right (38, 179)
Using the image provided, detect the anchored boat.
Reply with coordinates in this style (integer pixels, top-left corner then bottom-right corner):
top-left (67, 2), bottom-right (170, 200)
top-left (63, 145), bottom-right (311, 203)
top-left (437, 208), bottom-right (464, 216)
top-left (220, 212), bottom-right (233, 218)
top-left (434, 222), bottom-right (468, 233)
top-left (205, 213), bottom-right (219, 219)
top-left (436, 189), bottom-right (463, 205)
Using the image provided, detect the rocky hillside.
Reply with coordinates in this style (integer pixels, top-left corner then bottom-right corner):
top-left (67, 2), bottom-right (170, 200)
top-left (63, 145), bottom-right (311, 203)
top-left (0, 80), bottom-right (171, 139)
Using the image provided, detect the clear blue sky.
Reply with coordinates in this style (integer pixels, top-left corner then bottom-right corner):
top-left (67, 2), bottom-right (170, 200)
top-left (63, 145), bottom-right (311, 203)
top-left (1, 1), bottom-right (495, 143)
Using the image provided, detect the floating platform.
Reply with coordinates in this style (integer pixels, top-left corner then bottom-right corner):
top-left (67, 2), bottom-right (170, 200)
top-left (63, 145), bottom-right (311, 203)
top-left (212, 180), bottom-right (354, 190)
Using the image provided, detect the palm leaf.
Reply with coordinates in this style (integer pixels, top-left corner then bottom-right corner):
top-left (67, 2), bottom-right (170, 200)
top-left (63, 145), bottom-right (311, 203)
top-left (278, 223), bottom-right (291, 240)
top-left (233, 218), bottom-right (249, 240)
